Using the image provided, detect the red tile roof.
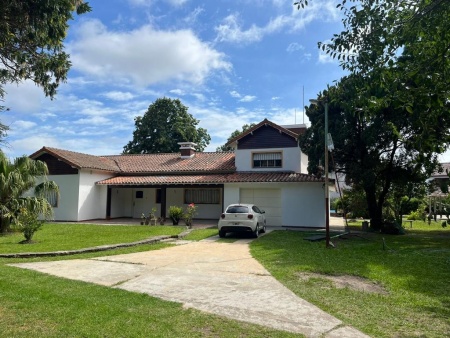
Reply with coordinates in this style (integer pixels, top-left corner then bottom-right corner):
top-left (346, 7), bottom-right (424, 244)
top-left (30, 147), bottom-right (235, 174)
top-left (106, 152), bottom-right (235, 173)
top-left (29, 147), bottom-right (120, 172)
top-left (97, 172), bottom-right (323, 185)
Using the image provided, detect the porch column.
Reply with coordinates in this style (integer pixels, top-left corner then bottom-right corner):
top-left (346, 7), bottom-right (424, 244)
top-left (106, 187), bottom-right (112, 219)
top-left (161, 186), bottom-right (167, 218)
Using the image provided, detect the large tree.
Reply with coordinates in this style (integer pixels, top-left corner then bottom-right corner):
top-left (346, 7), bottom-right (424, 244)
top-left (216, 123), bottom-right (256, 152)
top-left (296, 0), bottom-right (450, 229)
top-left (0, 0), bottom-right (91, 104)
top-left (0, 152), bottom-right (58, 234)
top-left (123, 98), bottom-right (211, 154)
top-left (301, 72), bottom-right (450, 230)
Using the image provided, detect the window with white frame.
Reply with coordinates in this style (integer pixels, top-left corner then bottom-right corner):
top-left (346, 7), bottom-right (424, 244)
top-left (184, 188), bottom-right (220, 204)
top-left (253, 152), bottom-right (282, 168)
top-left (46, 191), bottom-right (59, 208)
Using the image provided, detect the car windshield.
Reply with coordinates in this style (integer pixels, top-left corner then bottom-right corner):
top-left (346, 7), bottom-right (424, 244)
top-left (226, 205), bottom-right (249, 213)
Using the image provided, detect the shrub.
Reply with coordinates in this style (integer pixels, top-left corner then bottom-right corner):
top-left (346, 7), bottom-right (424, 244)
top-left (168, 206), bottom-right (183, 225)
top-left (13, 207), bottom-right (44, 242)
top-left (183, 203), bottom-right (197, 228)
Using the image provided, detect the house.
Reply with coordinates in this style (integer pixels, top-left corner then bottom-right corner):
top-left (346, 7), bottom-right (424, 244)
top-left (30, 119), bottom-right (329, 227)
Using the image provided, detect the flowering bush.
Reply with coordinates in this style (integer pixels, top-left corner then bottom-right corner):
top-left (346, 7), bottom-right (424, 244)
top-left (183, 203), bottom-right (197, 228)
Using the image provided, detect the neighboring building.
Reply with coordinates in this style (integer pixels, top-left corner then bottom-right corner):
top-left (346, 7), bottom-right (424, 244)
top-left (30, 119), bottom-right (329, 227)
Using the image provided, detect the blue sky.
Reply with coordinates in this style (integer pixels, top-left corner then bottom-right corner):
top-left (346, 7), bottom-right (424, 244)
top-left (4, 0), bottom-right (349, 158)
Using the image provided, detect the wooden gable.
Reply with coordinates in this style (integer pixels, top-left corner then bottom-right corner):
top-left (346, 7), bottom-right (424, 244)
top-left (237, 124), bottom-right (298, 149)
top-left (34, 153), bottom-right (78, 175)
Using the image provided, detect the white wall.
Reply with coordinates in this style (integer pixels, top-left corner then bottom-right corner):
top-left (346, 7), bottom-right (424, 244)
top-left (300, 151), bottom-right (309, 174)
top-left (78, 169), bottom-right (113, 221)
top-left (110, 188), bottom-right (133, 218)
top-left (223, 182), bottom-right (325, 227)
top-left (48, 174), bottom-right (80, 221)
top-left (235, 147), bottom-right (302, 172)
top-left (281, 183), bottom-right (325, 227)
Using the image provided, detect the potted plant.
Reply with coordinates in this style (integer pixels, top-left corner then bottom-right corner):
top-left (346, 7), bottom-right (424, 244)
top-left (183, 203), bottom-right (197, 229)
top-left (140, 213), bottom-right (146, 225)
top-left (168, 206), bottom-right (183, 225)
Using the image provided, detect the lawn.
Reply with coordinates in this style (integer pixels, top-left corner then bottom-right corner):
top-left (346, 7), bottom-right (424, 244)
top-left (0, 223), bottom-right (185, 254)
top-left (0, 224), bottom-right (298, 338)
top-left (250, 228), bottom-right (450, 338)
top-left (2, 223), bottom-right (449, 337)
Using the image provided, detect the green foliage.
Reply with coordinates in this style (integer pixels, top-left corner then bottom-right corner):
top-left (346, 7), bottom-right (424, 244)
top-left (216, 123), bottom-right (256, 151)
top-left (168, 205), bottom-right (184, 224)
top-left (123, 98), bottom-right (211, 154)
top-left (297, 0), bottom-right (450, 230)
top-left (183, 203), bottom-right (197, 228)
top-left (13, 207), bottom-right (44, 242)
top-left (0, 1), bottom-right (91, 102)
top-left (0, 152), bottom-right (59, 233)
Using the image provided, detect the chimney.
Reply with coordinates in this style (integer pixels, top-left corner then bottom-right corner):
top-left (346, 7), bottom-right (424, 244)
top-left (178, 142), bottom-right (197, 159)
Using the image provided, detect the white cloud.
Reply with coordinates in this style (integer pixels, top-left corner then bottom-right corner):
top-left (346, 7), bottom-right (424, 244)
top-left (169, 89), bottom-right (186, 96)
top-left (286, 42), bottom-right (304, 53)
top-left (239, 95), bottom-right (256, 102)
top-left (69, 19), bottom-right (231, 87)
top-left (184, 7), bottom-right (204, 24)
top-left (215, 2), bottom-right (341, 44)
top-left (11, 120), bottom-right (37, 130)
top-left (3, 81), bottom-right (45, 114)
top-left (230, 90), bottom-right (241, 98)
top-left (102, 91), bottom-right (136, 101)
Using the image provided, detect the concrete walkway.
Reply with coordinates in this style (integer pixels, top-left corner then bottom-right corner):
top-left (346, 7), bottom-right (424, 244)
top-left (10, 233), bottom-right (369, 337)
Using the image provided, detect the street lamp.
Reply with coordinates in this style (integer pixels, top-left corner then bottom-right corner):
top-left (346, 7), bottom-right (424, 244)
top-left (309, 98), bottom-right (331, 247)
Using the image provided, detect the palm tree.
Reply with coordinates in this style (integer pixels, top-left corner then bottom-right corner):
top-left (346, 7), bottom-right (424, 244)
top-left (0, 151), bottom-right (58, 233)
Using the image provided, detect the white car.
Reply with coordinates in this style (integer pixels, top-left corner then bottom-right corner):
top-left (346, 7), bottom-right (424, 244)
top-left (218, 204), bottom-right (266, 238)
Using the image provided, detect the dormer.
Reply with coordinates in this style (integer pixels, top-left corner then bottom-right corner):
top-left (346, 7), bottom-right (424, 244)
top-left (226, 119), bottom-right (308, 173)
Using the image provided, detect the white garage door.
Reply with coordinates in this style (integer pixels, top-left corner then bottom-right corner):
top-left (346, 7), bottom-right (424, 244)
top-left (240, 188), bottom-right (281, 226)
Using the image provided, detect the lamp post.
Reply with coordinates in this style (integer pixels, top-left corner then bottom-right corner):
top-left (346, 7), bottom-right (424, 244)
top-left (310, 98), bottom-right (330, 247)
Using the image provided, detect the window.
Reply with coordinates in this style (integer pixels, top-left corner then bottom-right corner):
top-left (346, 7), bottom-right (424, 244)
top-left (135, 191), bottom-right (143, 198)
top-left (155, 189), bottom-right (162, 203)
top-left (184, 188), bottom-right (220, 204)
top-left (226, 205), bottom-right (249, 213)
top-left (253, 152), bottom-right (282, 168)
top-left (46, 191), bottom-right (58, 208)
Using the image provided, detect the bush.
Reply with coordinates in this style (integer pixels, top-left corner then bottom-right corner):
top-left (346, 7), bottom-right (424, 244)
top-left (13, 208), bottom-right (44, 242)
top-left (381, 220), bottom-right (405, 235)
top-left (168, 206), bottom-right (183, 225)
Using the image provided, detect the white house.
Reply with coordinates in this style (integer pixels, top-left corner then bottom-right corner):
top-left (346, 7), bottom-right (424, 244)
top-left (30, 119), bottom-right (329, 227)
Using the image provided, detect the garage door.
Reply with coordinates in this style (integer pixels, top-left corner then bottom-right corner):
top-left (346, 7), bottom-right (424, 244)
top-left (240, 188), bottom-right (281, 226)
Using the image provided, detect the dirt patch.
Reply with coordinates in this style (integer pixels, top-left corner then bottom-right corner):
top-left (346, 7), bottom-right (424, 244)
top-left (297, 272), bottom-right (388, 295)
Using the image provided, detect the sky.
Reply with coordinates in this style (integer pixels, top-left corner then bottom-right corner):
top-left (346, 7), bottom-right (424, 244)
top-left (2, 0), bottom-right (356, 158)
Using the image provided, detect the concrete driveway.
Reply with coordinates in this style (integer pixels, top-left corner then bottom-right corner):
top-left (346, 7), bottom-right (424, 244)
top-left (10, 236), bottom-right (369, 338)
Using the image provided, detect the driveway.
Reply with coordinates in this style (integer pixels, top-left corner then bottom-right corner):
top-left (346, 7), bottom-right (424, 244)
top-left (10, 236), bottom-right (369, 338)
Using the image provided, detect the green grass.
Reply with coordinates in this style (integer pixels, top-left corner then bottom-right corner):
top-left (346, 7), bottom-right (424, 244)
top-left (0, 225), bottom-right (299, 338)
top-left (250, 230), bottom-right (450, 338)
top-left (0, 223), bottom-right (184, 253)
top-left (183, 228), bottom-right (218, 241)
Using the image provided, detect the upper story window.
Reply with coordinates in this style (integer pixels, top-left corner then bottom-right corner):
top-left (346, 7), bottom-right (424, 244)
top-left (253, 152), bottom-right (282, 168)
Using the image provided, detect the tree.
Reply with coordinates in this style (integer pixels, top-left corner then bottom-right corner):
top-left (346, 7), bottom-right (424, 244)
top-left (216, 123), bottom-right (256, 151)
top-left (123, 98), bottom-right (211, 154)
top-left (0, 152), bottom-right (59, 234)
top-left (0, 122), bottom-right (8, 146)
top-left (0, 0), bottom-right (91, 104)
top-left (300, 72), bottom-right (449, 230)
top-left (296, 0), bottom-right (450, 229)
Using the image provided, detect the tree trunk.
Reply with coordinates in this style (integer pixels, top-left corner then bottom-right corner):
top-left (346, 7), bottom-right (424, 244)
top-left (0, 217), bottom-right (11, 234)
top-left (365, 186), bottom-right (383, 230)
